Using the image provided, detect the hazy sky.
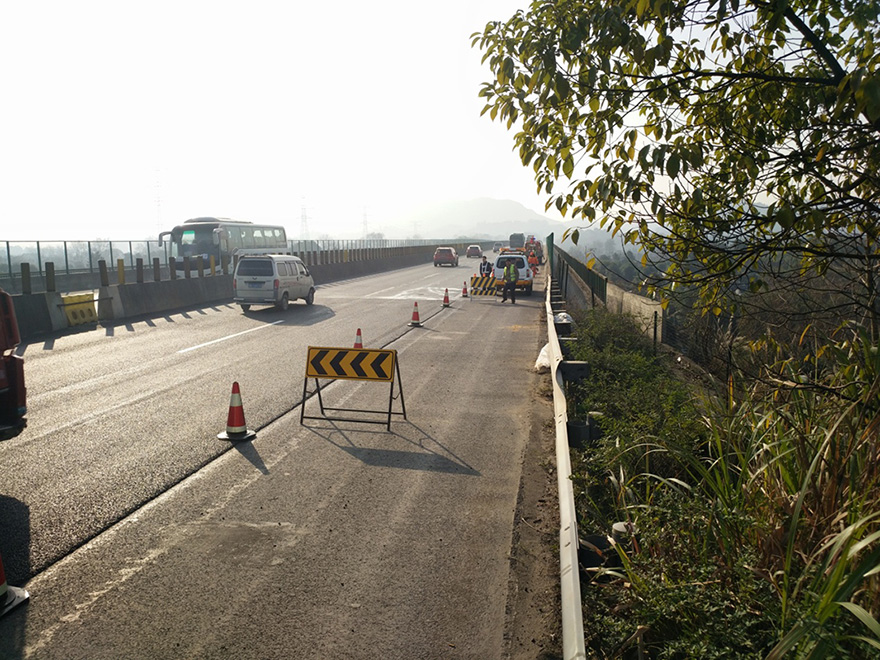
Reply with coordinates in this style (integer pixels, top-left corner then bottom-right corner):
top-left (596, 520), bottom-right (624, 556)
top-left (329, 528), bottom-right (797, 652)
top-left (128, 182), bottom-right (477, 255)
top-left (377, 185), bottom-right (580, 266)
top-left (0, 0), bottom-right (567, 242)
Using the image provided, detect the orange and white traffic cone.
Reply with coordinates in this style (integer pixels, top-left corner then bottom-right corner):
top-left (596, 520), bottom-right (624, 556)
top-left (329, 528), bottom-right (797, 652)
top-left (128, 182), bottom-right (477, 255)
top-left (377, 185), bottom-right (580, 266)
top-left (408, 301), bottom-right (423, 327)
top-left (0, 551), bottom-right (28, 618)
top-left (354, 328), bottom-right (363, 349)
top-left (462, 281), bottom-right (469, 298)
top-left (217, 381), bottom-right (257, 441)
top-left (442, 289), bottom-right (450, 308)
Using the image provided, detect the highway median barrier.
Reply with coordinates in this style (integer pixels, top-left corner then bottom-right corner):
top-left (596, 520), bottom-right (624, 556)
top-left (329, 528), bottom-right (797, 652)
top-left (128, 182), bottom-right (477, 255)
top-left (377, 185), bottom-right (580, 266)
top-left (60, 293), bottom-right (98, 326)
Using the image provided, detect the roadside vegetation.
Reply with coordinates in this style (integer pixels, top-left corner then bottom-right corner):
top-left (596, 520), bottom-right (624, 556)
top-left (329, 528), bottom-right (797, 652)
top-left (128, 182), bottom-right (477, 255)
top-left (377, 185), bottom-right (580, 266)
top-left (563, 308), bottom-right (880, 658)
top-left (475, 0), bottom-right (880, 655)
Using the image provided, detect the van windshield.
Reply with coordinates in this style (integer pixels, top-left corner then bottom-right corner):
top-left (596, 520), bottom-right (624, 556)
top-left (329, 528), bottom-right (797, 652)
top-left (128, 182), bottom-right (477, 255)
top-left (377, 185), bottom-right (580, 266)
top-left (236, 260), bottom-right (274, 276)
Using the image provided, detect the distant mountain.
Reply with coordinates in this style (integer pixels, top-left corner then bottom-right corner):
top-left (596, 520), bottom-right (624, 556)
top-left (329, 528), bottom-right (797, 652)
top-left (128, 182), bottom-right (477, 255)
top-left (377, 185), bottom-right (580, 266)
top-left (405, 197), bottom-right (576, 241)
top-left (403, 197), bottom-right (619, 255)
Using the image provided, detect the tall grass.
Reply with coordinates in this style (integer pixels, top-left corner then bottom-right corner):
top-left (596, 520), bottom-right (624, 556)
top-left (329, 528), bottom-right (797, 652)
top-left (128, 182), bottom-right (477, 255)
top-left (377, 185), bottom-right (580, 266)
top-left (569, 310), bottom-right (880, 658)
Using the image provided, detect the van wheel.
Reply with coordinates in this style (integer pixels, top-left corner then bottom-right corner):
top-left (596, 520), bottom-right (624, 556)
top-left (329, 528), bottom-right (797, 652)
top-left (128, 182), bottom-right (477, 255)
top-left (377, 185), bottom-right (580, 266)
top-left (525, 285), bottom-right (533, 296)
top-left (277, 293), bottom-right (289, 311)
top-left (305, 288), bottom-right (315, 305)
top-left (240, 304), bottom-right (251, 312)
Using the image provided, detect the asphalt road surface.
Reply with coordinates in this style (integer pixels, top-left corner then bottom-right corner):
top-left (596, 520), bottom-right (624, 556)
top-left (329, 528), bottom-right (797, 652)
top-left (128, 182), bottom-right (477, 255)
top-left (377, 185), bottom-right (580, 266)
top-left (0, 262), bottom-right (557, 659)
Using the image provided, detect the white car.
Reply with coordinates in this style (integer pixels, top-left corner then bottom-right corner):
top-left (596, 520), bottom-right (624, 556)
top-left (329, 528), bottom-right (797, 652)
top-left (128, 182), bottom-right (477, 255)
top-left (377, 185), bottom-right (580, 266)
top-left (493, 253), bottom-right (533, 295)
top-left (233, 254), bottom-right (315, 311)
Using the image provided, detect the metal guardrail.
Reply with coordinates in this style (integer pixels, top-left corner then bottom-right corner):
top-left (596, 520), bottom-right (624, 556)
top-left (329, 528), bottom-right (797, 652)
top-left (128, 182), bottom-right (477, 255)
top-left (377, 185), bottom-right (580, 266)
top-left (545, 281), bottom-right (587, 660)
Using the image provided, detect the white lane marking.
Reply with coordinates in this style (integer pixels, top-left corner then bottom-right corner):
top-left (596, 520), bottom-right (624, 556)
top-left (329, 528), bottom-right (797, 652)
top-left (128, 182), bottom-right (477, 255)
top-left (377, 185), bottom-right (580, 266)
top-left (178, 320), bottom-right (284, 353)
top-left (365, 286), bottom-right (397, 298)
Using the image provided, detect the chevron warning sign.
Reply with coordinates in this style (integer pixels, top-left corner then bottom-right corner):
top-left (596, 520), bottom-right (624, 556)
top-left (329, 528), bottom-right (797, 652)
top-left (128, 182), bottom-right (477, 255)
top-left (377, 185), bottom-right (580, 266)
top-left (470, 275), bottom-right (498, 296)
top-left (306, 347), bottom-right (396, 382)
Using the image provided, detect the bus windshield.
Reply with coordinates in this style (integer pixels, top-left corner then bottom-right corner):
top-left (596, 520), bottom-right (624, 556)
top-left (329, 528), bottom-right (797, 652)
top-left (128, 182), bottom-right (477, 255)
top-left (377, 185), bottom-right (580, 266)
top-left (169, 225), bottom-right (215, 261)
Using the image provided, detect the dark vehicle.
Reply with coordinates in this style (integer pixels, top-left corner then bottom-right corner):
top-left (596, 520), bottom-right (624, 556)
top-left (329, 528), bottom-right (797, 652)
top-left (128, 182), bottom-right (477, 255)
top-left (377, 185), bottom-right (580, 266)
top-left (465, 245), bottom-right (482, 258)
top-left (433, 247), bottom-right (459, 267)
top-left (509, 233), bottom-right (525, 250)
top-left (0, 287), bottom-right (26, 440)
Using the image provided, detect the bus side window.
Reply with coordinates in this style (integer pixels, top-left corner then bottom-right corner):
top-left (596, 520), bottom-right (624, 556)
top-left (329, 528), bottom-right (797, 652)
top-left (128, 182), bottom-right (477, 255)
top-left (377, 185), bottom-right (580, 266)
top-left (242, 228), bottom-right (254, 248)
top-left (227, 227), bottom-right (242, 250)
top-left (253, 230), bottom-right (266, 248)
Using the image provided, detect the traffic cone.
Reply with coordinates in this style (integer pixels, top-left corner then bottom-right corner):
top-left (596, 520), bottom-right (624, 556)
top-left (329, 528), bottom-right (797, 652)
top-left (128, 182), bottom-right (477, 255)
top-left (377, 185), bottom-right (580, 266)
top-left (462, 281), bottom-right (469, 298)
top-left (354, 328), bottom-right (363, 349)
top-left (442, 289), bottom-right (450, 308)
top-left (0, 551), bottom-right (28, 618)
top-left (217, 381), bottom-right (257, 441)
top-left (408, 301), bottom-right (423, 327)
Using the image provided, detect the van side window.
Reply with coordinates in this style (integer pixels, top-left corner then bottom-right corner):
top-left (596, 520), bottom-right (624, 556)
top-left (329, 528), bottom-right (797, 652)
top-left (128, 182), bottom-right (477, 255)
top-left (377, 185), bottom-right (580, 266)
top-left (297, 262), bottom-right (308, 276)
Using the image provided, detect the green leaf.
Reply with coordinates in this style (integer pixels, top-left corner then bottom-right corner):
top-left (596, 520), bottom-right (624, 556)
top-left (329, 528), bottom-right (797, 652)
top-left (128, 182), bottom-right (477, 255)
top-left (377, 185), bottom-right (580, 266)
top-left (666, 153), bottom-right (680, 178)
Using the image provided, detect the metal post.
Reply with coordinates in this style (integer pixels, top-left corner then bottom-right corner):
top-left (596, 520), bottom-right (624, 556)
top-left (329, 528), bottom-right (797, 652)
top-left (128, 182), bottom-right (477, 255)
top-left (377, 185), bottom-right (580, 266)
top-left (99, 260), bottom-right (109, 287)
top-left (117, 258), bottom-right (125, 285)
top-left (64, 242), bottom-right (70, 275)
top-left (21, 263), bottom-right (31, 294)
top-left (136, 258), bottom-right (144, 284)
top-left (46, 262), bottom-right (55, 292)
top-left (153, 257), bottom-right (161, 282)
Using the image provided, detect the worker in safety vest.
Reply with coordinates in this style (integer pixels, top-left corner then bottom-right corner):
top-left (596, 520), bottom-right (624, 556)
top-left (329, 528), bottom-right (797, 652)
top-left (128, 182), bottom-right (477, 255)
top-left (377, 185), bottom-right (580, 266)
top-left (501, 258), bottom-right (518, 304)
top-left (479, 255), bottom-right (493, 278)
top-left (528, 250), bottom-right (539, 275)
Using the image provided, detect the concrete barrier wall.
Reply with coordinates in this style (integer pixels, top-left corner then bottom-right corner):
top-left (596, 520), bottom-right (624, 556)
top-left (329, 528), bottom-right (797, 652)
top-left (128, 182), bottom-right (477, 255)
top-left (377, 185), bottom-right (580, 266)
top-left (9, 248), bottom-right (438, 340)
top-left (553, 249), bottom-right (664, 340)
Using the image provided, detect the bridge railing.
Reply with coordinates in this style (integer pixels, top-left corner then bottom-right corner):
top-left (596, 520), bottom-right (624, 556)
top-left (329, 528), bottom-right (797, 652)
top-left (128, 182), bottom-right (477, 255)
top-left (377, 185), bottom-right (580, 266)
top-left (0, 238), bottom-right (455, 280)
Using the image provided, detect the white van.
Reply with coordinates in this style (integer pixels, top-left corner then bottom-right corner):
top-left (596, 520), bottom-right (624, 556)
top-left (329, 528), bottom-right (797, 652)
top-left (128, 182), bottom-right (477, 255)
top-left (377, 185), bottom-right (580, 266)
top-left (233, 255), bottom-right (315, 311)
top-left (493, 252), bottom-right (534, 295)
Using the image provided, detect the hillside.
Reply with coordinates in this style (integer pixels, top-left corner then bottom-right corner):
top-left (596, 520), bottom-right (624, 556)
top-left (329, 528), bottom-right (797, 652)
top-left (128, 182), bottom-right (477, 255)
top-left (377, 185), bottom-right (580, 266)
top-left (404, 198), bottom-right (615, 254)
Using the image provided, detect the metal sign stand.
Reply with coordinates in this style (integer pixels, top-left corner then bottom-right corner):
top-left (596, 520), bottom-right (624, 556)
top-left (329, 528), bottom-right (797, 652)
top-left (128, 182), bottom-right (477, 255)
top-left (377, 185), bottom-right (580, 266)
top-left (300, 347), bottom-right (407, 430)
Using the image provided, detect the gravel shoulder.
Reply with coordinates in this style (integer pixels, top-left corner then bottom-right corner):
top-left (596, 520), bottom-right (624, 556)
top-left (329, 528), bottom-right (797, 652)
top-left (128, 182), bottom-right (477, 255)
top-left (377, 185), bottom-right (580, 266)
top-left (504, 369), bottom-right (563, 659)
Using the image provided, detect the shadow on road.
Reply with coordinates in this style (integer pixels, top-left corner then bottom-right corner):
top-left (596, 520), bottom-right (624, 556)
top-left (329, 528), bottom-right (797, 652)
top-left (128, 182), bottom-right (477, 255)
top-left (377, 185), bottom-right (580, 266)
top-left (304, 421), bottom-right (480, 476)
top-left (0, 494), bottom-right (30, 660)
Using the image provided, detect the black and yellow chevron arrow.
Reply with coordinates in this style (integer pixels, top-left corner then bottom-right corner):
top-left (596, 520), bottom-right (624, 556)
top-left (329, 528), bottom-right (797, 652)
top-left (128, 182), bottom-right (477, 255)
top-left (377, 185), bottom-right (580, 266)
top-left (470, 275), bottom-right (499, 296)
top-left (306, 347), bottom-right (396, 381)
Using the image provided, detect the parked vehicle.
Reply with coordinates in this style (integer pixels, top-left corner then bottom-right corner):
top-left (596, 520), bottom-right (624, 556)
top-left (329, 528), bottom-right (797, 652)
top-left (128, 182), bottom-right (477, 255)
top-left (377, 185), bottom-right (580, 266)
top-left (433, 247), bottom-right (459, 267)
top-left (0, 287), bottom-right (26, 440)
top-left (465, 245), bottom-right (482, 258)
top-left (492, 253), bottom-right (533, 295)
top-left (233, 255), bottom-right (315, 311)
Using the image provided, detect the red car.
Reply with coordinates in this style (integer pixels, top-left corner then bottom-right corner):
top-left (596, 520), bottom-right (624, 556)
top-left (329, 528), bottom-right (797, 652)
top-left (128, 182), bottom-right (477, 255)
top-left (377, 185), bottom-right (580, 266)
top-left (466, 245), bottom-right (482, 258)
top-left (433, 247), bottom-right (459, 267)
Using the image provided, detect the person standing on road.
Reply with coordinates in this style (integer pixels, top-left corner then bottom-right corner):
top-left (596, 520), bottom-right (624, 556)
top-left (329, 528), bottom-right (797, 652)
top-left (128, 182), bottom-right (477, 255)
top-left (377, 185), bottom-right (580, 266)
top-left (479, 255), bottom-right (493, 278)
top-left (528, 250), bottom-right (539, 275)
top-left (501, 258), bottom-right (517, 304)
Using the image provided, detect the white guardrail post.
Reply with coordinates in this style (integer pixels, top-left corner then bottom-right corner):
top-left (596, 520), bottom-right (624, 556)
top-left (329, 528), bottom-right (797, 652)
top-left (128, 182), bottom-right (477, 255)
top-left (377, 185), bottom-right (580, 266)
top-left (545, 281), bottom-right (587, 659)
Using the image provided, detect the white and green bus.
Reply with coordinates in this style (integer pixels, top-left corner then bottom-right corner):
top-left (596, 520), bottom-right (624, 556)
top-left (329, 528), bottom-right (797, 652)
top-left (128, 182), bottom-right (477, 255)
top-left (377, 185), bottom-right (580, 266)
top-left (159, 217), bottom-right (290, 273)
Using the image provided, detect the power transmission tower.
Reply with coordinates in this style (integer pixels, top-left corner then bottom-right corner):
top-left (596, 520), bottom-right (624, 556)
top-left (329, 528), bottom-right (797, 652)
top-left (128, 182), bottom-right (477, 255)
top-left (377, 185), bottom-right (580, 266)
top-left (300, 204), bottom-right (310, 240)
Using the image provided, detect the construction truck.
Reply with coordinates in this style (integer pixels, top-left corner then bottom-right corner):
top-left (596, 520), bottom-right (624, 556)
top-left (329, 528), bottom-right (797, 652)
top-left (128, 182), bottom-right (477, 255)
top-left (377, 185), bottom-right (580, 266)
top-left (0, 288), bottom-right (26, 440)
